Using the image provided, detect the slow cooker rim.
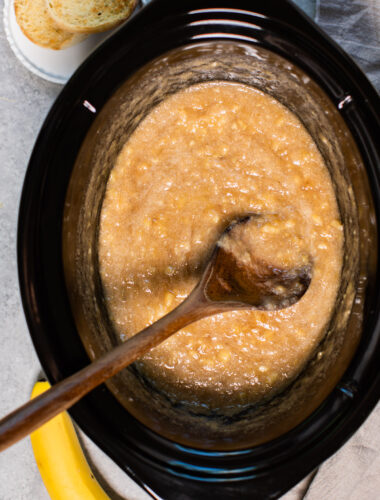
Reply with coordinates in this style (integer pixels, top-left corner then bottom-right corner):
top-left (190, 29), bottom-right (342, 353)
top-left (17, 0), bottom-right (380, 498)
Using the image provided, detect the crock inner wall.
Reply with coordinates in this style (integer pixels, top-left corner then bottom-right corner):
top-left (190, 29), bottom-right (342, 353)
top-left (62, 41), bottom-right (371, 449)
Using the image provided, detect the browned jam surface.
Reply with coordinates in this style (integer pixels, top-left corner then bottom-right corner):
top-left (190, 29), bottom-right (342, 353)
top-left (99, 82), bottom-right (343, 408)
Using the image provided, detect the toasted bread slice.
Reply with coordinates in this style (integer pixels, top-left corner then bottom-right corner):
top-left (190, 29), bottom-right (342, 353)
top-left (46, 0), bottom-right (138, 34)
top-left (14, 0), bottom-right (86, 50)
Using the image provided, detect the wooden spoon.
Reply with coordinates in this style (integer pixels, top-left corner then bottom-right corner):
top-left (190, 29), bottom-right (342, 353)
top-left (0, 214), bottom-right (311, 452)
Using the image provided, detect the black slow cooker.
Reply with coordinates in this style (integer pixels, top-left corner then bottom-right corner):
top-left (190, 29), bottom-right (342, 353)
top-left (18, 1), bottom-right (380, 498)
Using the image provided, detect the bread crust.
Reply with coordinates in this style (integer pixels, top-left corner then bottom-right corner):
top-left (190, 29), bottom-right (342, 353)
top-left (46, 0), bottom-right (138, 34)
top-left (14, 0), bottom-right (86, 50)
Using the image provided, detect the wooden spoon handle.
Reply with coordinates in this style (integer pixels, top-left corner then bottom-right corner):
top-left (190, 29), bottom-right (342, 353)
top-left (0, 295), bottom-right (206, 452)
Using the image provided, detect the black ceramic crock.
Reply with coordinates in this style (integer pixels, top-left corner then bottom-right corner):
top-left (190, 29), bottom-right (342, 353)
top-left (18, 1), bottom-right (380, 498)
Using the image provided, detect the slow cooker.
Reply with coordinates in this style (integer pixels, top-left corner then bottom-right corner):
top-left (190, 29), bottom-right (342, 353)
top-left (18, 0), bottom-right (380, 498)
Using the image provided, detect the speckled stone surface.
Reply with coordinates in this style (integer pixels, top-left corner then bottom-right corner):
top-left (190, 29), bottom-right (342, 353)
top-left (0, 0), bottom-right (378, 499)
top-left (0, 15), bottom-right (59, 500)
top-left (0, 4), bottom-right (150, 498)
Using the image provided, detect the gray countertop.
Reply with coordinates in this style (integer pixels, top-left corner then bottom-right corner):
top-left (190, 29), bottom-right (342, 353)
top-left (0, 5), bottom-right (150, 498)
top-left (0, 0), bottom-right (379, 499)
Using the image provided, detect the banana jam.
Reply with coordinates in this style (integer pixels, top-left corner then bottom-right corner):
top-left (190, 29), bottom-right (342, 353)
top-left (98, 82), bottom-right (343, 409)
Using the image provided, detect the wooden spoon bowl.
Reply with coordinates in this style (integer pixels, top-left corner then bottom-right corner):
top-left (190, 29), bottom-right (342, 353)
top-left (0, 214), bottom-right (311, 452)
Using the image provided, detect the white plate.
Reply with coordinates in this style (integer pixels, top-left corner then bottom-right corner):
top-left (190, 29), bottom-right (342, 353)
top-left (3, 0), bottom-right (137, 84)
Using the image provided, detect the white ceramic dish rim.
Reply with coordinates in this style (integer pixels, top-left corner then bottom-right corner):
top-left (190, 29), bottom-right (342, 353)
top-left (3, 0), bottom-right (139, 84)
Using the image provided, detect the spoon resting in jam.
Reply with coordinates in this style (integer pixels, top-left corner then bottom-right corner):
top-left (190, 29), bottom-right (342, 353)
top-left (0, 214), bottom-right (311, 452)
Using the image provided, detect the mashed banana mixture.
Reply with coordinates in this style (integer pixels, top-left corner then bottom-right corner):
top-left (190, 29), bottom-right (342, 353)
top-left (99, 82), bottom-right (343, 408)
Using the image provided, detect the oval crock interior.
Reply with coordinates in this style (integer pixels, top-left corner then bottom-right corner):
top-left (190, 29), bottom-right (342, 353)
top-left (62, 41), bottom-right (373, 450)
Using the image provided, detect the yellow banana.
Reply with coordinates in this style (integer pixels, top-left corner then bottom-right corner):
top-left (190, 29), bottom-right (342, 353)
top-left (30, 381), bottom-right (110, 500)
